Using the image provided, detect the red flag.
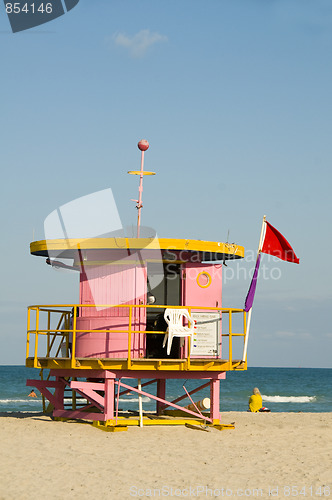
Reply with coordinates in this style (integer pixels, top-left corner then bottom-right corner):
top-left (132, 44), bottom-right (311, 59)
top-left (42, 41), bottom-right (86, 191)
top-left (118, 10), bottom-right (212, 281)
top-left (261, 221), bottom-right (299, 264)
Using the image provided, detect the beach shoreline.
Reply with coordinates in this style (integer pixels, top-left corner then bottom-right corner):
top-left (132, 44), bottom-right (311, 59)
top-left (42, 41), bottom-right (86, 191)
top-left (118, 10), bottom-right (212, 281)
top-left (1, 412), bottom-right (331, 499)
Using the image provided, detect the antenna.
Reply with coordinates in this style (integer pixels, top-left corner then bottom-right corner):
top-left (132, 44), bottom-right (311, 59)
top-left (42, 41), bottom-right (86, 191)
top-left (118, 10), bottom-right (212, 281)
top-left (223, 229), bottom-right (230, 266)
top-left (128, 139), bottom-right (156, 237)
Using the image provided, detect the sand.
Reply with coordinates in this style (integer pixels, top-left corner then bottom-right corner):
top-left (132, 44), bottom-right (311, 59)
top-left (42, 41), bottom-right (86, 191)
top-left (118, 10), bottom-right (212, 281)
top-left (0, 412), bottom-right (331, 499)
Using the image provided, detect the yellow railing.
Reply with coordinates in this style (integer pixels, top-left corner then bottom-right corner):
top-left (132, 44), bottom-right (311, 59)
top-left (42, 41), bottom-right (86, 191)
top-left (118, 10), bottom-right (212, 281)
top-left (26, 304), bottom-right (246, 370)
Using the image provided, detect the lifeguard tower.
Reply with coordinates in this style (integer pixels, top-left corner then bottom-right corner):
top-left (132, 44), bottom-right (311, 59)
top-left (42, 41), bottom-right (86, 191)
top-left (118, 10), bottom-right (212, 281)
top-left (26, 140), bottom-right (247, 430)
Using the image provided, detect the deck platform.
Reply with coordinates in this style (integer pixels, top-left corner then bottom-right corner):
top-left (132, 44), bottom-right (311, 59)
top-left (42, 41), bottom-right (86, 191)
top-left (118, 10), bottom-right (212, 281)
top-left (26, 357), bottom-right (247, 371)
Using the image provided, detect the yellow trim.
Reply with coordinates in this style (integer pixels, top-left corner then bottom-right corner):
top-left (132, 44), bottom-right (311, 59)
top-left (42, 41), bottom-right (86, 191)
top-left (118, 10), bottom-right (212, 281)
top-left (229, 310), bottom-right (233, 369)
top-left (127, 307), bottom-right (132, 369)
top-left (30, 237), bottom-right (244, 259)
top-left (26, 357), bottom-right (246, 371)
top-left (196, 271), bottom-right (211, 288)
top-left (28, 303), bottom-right (244, 312)
top-left (71, 307), bottom-right (77, 369)
top-left (213, 423), bottom-right (235, 430)
top-left (92, 421), bottom-right (128, 432)
top-left (53, 416), bottom-right (235, 429)
top-left (73, 258), bottom-right (191, 267)
top-left (128, 170), bottom-right (156, 175)
top-left (26, 304), bottom-right (247, 372)
top-left (163, 409), bottom-right (209, 418)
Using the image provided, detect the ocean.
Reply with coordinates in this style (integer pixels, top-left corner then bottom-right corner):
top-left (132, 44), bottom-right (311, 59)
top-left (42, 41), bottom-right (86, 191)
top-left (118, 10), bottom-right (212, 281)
top-left (0, 366), bottom-right (331, 414)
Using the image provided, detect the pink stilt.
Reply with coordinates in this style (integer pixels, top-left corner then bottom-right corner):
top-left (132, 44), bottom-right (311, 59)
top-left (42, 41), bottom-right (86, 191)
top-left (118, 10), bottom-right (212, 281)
top-left (104, 378), bottom-right (115, 421)
top-left (210, 378), bottom-right (221, 424)
top-left (156, 379), bottom-right (166, 415)
top-left (115, 378), bottom-right (121, 425)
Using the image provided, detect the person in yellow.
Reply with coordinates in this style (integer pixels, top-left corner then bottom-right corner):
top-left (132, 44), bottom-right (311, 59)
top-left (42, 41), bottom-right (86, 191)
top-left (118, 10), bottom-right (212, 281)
top-left (248, 387), bottom-right (262, 412)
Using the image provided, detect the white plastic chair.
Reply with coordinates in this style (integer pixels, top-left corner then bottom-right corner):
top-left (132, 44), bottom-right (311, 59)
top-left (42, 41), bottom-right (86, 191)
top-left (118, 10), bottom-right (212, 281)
top-left (163, 308), bottom-right (195, 356)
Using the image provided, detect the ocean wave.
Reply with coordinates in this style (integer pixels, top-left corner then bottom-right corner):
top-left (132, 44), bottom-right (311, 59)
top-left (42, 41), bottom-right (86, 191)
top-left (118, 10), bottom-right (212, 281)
top-left (262, 395), bottom-right (316, 403)
top-left (2, 410), bottom-right (42, 414)
top-left (1, 396), bottom-right (152, 405)
top-left (119, 397), bottom-right (151, 403)
top-left (0, 399), bottom-right (41, 404)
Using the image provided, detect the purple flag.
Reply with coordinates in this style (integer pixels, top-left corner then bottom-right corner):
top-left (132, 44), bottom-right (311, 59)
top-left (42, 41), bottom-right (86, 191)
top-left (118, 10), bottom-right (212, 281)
top-left (244, 254), bottom-right (261, 312)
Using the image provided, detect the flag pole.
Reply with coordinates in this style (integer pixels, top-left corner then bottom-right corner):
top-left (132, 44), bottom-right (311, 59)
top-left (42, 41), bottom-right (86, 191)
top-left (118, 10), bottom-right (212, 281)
top-left (241, 215), bottom-right (266, 363)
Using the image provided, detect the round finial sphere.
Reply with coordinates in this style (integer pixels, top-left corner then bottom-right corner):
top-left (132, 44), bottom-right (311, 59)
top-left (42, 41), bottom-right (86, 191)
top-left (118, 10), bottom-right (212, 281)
top-left (138, 139), bottom-right (149, 151)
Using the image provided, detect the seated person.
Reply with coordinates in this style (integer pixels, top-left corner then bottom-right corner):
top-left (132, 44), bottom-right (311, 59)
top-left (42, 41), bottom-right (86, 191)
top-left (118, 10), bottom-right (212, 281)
top-left (248, 387), bottom-right (263, 412)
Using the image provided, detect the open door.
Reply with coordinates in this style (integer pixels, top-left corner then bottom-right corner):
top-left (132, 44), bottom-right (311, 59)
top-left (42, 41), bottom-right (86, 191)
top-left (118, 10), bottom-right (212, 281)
top-left (145, 263), bottom-right (181, 358)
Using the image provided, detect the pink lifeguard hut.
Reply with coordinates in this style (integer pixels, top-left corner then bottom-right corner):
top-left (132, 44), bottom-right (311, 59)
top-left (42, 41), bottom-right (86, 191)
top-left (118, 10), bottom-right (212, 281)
top-left (26, 141), bottom-right (247, 430)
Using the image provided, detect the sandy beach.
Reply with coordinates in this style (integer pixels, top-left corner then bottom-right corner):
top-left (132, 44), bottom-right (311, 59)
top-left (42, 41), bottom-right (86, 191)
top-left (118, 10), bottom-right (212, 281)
top-left (0, 412), bottom-right (331, 499)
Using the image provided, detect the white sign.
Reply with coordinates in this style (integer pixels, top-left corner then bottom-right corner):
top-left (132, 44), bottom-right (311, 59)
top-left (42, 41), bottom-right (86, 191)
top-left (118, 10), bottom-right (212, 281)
top-left (190, 312), bottom-right (221, 357)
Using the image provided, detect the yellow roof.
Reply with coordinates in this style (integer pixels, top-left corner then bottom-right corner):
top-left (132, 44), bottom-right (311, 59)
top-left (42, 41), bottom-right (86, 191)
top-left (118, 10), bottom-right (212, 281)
top-left (30, 237), bottom-right (244, 260)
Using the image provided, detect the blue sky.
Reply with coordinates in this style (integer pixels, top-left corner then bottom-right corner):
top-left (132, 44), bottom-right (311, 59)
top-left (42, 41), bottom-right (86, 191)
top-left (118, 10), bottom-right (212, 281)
top-left (0, 0), bottom-right (331, 367)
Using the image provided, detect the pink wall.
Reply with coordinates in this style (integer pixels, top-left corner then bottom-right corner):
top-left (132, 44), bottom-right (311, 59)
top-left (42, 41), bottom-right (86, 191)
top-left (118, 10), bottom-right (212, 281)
top-left (77, 258), bottom-right (146, 358)
top-left (74, 254), bottom-right (223, 360)
top-left (182, 263), bottom-right (222, 308)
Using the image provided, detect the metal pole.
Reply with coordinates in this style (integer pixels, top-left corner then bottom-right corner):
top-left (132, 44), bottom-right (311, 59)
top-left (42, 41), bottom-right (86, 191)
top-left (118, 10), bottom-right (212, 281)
top-left (138, 378), bottom-right (143, 427)
top-left (128, 140), bottom-right (155, 237)
top-left (241, 215), bottom-right (266, 363)
top-left (137, 150), bottom-right (145, 237)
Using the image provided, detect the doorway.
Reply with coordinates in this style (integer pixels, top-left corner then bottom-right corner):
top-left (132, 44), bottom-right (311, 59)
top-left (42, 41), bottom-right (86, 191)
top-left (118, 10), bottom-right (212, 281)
top-left (146, 263), bottom-right (181, 358)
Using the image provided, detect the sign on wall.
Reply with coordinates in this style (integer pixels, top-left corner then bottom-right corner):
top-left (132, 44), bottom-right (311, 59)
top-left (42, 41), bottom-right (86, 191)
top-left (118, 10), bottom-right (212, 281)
top-left (190, 312), bottom-right (221, 357)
